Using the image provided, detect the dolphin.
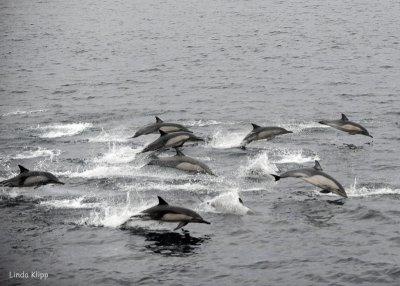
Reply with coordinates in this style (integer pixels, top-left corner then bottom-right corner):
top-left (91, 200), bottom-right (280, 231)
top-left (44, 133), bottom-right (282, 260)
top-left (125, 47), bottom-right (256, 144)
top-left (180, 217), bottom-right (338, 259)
top-left (240, 123), bottom-right (292, 149)
top-left (130, 116), bottom-right (192, 138)
top-left (141, 130), bottom-right (204, 153)
top-left (319, 113), bottom-right (372, 138)
top-left (0, 165), bottom-right (65, 189)
top-left (270, 160), bottom-right (347, 198)
top-left (141, 196), bottom-right (210, 230)
top-left (148, 148), bottom-right (215, 175)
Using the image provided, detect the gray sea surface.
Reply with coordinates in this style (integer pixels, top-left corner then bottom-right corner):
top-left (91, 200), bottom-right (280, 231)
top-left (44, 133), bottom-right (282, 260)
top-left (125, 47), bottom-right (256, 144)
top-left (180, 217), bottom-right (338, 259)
top-left (1, 0), bottom-right (400, 285)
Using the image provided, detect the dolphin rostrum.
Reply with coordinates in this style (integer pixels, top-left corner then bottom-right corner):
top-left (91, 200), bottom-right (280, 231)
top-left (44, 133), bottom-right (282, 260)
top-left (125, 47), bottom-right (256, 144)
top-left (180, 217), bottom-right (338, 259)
top-left (148, 148), bottom-right (215, 175)
top-left (0, 165), bottom-right (65, 189)
top-left (130, 116), bottom-right (192, 138)
top-left (319, 113), bottom-right (372, 138)
top-left (141, 196), bottom-right (210, 230)
top-left (240, 123), bottom-right (292, 149)
top-left (141, 130), bottom-right (204, 153)
top-left (270, 160), bottom-right (347, 198)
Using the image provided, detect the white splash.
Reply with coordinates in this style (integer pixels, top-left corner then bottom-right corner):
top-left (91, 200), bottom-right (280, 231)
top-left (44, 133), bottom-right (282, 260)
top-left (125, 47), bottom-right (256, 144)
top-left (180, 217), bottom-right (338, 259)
top-left (347, 177), bottom-right (400, 197)
top-left (89, 128), bottom-right (129, 143)
top-left (207, 129), bottom-right (247, 149)
top-left (13, 147), bottom-right (61, 160)
top-left (271, 148), bottom-right (320, 164)
top-left (33, 123), bottom-right (93, 138)
top-left (239, 152), bottom-right (279, 176)
top-left (200, 191), bottom-right (254, 215)
top-left (93, 143), bottom-right (141, 164)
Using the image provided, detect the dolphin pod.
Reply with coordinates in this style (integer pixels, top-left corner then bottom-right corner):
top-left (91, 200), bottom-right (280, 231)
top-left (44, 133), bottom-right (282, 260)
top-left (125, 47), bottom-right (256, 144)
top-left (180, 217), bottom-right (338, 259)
top-left (240, 123), bottom-right (293, 149)
top-left (0, 165), bottom-right (64, 189)
top-left (271, 160), bottom-right (347, 198)
top-left (1, 113), bottom-right (374, 231)
top-left (319, 113), bottom-right (373, 138)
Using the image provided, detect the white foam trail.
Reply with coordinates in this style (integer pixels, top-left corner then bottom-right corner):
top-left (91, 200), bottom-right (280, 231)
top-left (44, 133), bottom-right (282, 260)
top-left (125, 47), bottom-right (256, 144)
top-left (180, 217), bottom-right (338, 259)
top-left (185, 119), bottom-right (223, 127)
top-left (271, 148), bottom-right (320, 164)
top-left (40, 197), bottom-right (103, 209)
top-left (200, 191), bottom-right (253, 215)
top-left (93, 143), bottom-right (141, 164)
top-left (77, 194), bottom-right (153, 228)
top-left (89, 128), bottom-right (129, 143)
top-left (2, 109), bottom-right (49, 117)
top-left (207, 129), bottom-right (247, 149)
top-left (347, 178), bottom-right (400, 197)
top-left (13, 147), bottom-right (61, 160)
top-left (240, 152), bottom-right (279, 176)
top-left (281, 121), bottom-right (329, 133)
top-left (33, 123), bottom-right (93, 138)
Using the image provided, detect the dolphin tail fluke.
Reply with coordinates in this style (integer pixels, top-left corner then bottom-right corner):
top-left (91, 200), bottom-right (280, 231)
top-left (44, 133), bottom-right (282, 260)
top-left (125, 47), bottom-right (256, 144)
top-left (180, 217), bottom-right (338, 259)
top-left (271, 174), bottom-right (281, 181)
top-left (174, 221), bottom-right (188, 230)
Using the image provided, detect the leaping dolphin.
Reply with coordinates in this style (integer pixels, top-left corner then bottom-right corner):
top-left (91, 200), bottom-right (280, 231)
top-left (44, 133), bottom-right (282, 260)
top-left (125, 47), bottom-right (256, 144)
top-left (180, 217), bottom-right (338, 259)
top-left (271, 160), bottom-right (347, 198)
top-left (148, 148), bottom-right (215, 175)
top-left (130, 116), bottom-right (192, 138)
top-left (141, 196), bottom-right (210, 230)
top-left (141, 130), bottom-right (204, 153)
top-left (240, 123), bottom-right (292, 149)
top-left (319, 113), bottom-right (372, 138)
top-left (0, 165), bottom-right (64, 189)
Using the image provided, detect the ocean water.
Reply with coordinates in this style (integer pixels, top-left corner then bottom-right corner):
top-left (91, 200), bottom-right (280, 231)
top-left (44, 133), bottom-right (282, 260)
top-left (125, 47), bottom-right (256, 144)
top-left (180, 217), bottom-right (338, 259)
top-left (1, 0), bottom-right (400, 285)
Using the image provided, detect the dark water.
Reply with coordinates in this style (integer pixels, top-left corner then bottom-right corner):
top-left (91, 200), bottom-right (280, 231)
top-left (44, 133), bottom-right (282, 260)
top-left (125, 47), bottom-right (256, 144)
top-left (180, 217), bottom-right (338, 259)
top-left (1, 0), bottom-right (400, 285)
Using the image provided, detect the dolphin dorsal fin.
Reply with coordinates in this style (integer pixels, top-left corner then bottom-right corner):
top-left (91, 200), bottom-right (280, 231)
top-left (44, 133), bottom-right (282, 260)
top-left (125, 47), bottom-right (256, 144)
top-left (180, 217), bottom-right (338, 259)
top-left (341, 114), bottom-right (349, 121)
top-left (239, 198), bottom-right (244, 205)
top-left (157, 196), bottom-right (169, 205)
top-left (313, 160), bottom-right (323, 171)
top-left (174, 148), bottom-right (185, 157)
top-left (18, 165), bottom-right (29, 173)
top-left (251, 123), bottom-right (261, 130)
top-left (155, 116), bottom-right (163, 123)
top-left (159, 130), bottom-right (168, 136)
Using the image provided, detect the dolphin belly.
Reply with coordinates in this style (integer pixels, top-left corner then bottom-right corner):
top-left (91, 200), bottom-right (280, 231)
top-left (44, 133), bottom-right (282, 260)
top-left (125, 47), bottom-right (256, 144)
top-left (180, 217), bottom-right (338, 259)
top-left (303, 175), bottom-right (340, 190)
top-left (175, 162), bottom-right (204, 172)
top-left (22, 176), bottom-right (49, 187)
top-left (341, 124), bottom-right (363, 132)
top-left (161, 213), bottom-right (193, 222)
top-left (159, 126), bottom-right (181, 133)
top-left (166, 135), bottom-right (190, 146)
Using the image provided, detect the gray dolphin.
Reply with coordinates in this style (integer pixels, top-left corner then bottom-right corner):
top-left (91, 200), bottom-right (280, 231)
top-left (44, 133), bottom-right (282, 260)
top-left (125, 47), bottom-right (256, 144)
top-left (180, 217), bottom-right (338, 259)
top-left (0, 165), bottom-right (65, 189)
top-left (141, 130), bottom-right (204, 153)
top-left (271, 160), bottom-right (347, 198)
top-left (240, 123), bottom-right (292, 149)
top-left (319, 113), bottom-right (372, 138)
top-left (130, 116), bottom-right (192, 138)
top-left (141, 196), bottom-right (210, 230)
top-left (148, 148), bottom-right (215, 175)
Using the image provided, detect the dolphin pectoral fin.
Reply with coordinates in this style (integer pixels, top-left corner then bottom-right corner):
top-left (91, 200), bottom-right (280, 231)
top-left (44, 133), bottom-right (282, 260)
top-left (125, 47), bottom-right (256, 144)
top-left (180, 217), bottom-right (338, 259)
top-left (320, 189), bottom-right (331, 194)
top-left (34, 184), bottom-right (42, 189)
top-left (271, 174), bottom-right (281, 181)
top-left (174, 221), bottom-right (188, 230)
